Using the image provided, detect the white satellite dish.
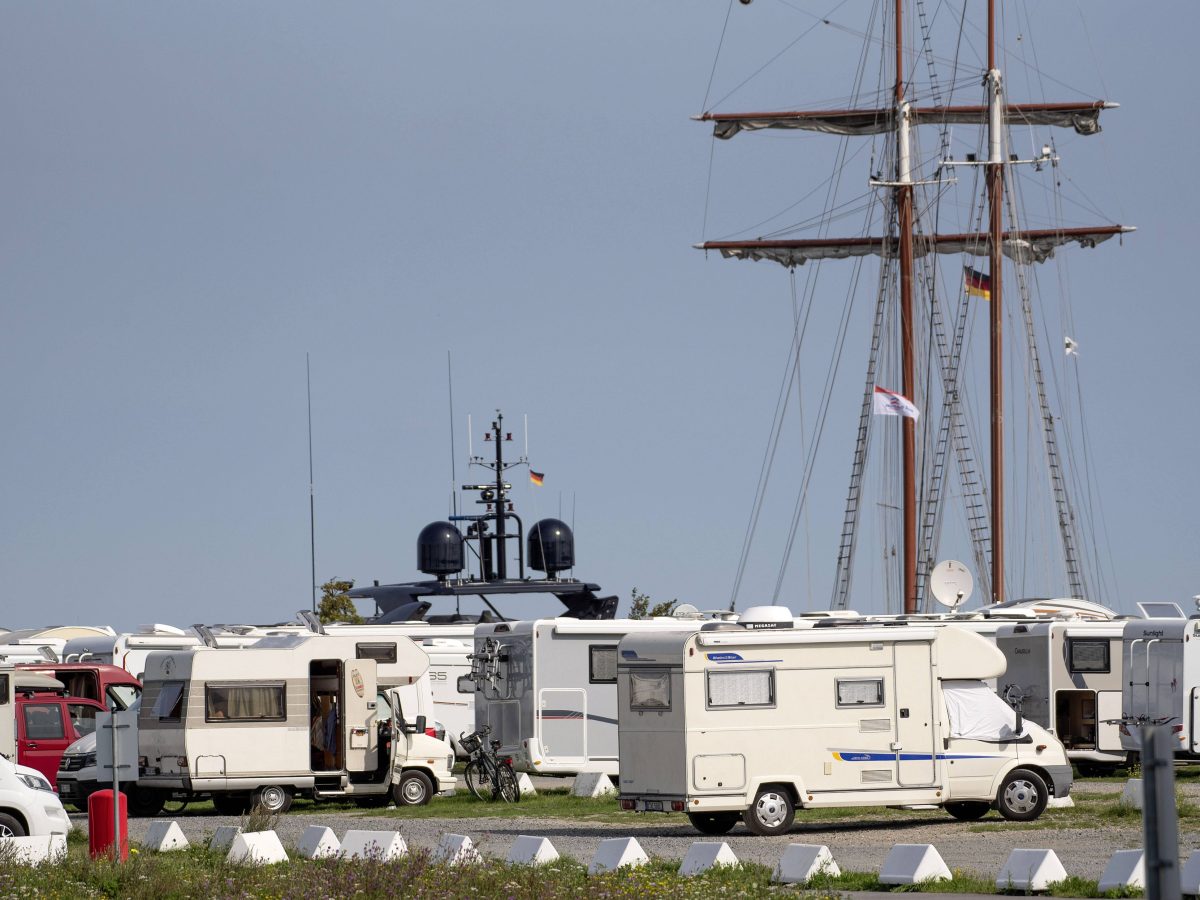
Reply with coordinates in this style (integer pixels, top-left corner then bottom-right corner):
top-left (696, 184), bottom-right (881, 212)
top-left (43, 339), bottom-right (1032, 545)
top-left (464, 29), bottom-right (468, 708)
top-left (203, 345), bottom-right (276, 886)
top-left (929, 560), bottom-right (973, 609)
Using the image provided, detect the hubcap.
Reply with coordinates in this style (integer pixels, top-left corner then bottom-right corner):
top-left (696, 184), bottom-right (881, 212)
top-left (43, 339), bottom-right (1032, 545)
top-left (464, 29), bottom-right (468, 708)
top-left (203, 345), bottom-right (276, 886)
top-left (1003, 779), bottom-right (1039, 814)
top-left (402, 780), bottom-right (426, 803)
top-left (260, 787), bottom-right (285, 810)
top-left (754, 792), bottom-right (788, 828)
top-left (0, 825), bottom-right (13, 838)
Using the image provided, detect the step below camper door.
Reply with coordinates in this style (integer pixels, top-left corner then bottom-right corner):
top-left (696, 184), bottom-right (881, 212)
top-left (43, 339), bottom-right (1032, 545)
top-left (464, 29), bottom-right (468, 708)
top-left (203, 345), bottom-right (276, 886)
top-left (894, 642), bottom-right (939, 787)
top-left (343, 658), bottom-right (378, 773)
top-left (537, 689), bottom-right (587, 766)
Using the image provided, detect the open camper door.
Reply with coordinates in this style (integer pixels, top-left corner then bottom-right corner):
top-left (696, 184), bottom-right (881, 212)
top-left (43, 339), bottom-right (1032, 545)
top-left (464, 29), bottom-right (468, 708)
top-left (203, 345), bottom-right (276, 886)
top-left (343, 658), bottom-right (378, 772)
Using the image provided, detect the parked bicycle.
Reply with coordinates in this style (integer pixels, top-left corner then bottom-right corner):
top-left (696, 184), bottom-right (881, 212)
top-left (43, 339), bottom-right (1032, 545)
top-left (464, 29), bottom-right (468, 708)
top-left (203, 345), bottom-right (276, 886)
top-left (460, 725), bottom-right (520, 803)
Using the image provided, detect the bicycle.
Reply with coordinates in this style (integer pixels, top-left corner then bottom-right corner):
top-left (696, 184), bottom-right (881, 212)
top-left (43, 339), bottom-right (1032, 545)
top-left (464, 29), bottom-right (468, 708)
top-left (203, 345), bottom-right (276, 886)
top-left (460, 725), bottom-right (520, 803)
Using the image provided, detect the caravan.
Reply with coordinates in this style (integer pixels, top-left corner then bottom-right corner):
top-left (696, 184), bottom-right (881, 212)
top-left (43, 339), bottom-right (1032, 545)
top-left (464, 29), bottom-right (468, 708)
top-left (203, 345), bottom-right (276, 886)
top-left (137, 633), bottom-right (454, 813)
top-left (1120, 618), bottom-right (1200, 759)
top-left (616, 610), bottom-right (1071, 835)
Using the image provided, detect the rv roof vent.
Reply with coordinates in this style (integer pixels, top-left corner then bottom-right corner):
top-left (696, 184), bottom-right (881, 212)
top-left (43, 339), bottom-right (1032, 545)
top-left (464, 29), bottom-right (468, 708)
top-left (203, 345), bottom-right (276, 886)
top-left (738, 606), bottom-right (795, 630)
top-left (700, 621), bottom-right (743, 632)
top-left (417, 522), bottom-right (465, 579)
top-left (527, 518), bottom-right (575, 575)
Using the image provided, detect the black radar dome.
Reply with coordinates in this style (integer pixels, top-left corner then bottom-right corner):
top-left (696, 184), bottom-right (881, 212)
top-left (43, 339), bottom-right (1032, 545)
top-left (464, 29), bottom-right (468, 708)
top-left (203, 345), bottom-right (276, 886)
top-left (528, 518), bottom-right (575, 575)
top-left (417, 521), bottom-right (464, 578)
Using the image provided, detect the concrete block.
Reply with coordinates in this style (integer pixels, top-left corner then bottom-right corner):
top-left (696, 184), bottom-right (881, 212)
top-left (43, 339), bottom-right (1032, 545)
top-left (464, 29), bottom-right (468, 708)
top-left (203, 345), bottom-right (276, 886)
top-left (680, 841), bottom-right (739, 876)
top-left (143, 820), bottom-right (189, 852)
top-left (772, 844), bottom-right (841, 884)
top-left (340, 829), bottom-right (407, 861)
top-left (1120, 778), bottom-right (1143, 809)
top-left (437, 833), bottom-right (481, 866)
top-left (879, 843), bottom-right (952, 885)
top-left (588, 837), bottom-right (649, 875)
top-left (507, 835), bottom-right (559, 866)
top-left (227, 831), bottom-right (289, 866)
top-left (573, 772), bottom-right (615, 798)
top-left (995, 848), bottom-right (1069, 891)
top-left (1046, 795), bottom-right (1075, 809)
top-left (1098, 849), bottom-right (1144, 893)
top-left (296, 825), bottom-right (340, 860)
top-left (0, 834), bottom-right (66, 866)
top-left (517, 772), bottom-right (538, 797)
top-left (1180, 849), bottom-right (1200, 896)
top-left (209, 825), bottom-right (242, 851)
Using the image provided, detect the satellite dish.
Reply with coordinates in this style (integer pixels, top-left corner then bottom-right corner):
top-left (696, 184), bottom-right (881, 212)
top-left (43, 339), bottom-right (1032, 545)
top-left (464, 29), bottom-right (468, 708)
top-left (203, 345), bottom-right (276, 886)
top-left (930, 560), bottom-right (973, 609)
top-left (672, 603), bottom-right (700, 618)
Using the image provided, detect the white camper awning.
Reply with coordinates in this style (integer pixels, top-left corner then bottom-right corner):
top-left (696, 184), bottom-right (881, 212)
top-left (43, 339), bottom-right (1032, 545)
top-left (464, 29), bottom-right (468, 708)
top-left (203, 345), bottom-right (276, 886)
top-left (943, 679), bottom-right (1030, 742)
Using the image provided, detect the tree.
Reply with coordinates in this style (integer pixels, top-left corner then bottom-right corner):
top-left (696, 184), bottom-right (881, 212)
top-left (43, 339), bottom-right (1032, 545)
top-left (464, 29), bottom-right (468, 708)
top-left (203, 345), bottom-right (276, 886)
top-left (628, 587), bottom-right (677, 620)
top-left (318, 577), bottom-right (362, 624)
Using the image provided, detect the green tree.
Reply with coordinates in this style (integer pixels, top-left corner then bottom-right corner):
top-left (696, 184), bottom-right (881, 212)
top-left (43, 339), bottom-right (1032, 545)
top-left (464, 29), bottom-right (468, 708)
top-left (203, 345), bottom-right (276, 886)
top-left (318, 577), bottom-right (362, 624)
top-left (628, 587), bottom-right (677, 620)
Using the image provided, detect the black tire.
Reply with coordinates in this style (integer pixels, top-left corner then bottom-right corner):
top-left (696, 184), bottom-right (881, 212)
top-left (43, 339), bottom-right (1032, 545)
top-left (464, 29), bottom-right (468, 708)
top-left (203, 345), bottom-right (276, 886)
top-left (742, 786), bottom-right (795, 836)
top-left (496, 764), bottom-right (520, 803)
top-left (464, 759), bottom-right (490, 801)
top-left (996, 768), bottom-right (1049, 822)
top-left (0, 812), bottom-right (26, 838)
top-left (945, 800), bottom-right (991, 821)
top-left (687, 811), bottom-right (739, 835)
top-left (393, 770), bottom-right (434, 806)
top-left (252, 785), bottom-right (293, 815)
top-left (127, 787), bottom-right (165, 818)
top-left (211, 793), bottom-right (252, 816)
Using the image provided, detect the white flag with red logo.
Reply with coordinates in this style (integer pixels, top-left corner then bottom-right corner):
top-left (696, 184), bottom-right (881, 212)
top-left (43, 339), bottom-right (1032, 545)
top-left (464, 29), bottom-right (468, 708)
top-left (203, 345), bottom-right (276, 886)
top-left (873, 386), bottom-right (920, 419)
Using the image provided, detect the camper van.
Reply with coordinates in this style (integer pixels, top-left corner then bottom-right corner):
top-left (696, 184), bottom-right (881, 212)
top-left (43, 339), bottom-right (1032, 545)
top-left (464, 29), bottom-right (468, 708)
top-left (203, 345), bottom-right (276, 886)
top-left (464, 616), bottom-right (735, 776)
top-left (994, 620), bottom-right (1128, 774)
top-left (137, 633), bottom-right (455, 813)
top-left (1120, 618), bottom-right (1200, 759)
top-left (616, 611), bottom-right (1071, 835)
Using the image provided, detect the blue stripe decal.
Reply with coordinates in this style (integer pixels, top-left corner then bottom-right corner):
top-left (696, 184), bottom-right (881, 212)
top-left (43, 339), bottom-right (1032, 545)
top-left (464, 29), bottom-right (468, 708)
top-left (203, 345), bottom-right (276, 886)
top-left (832, 750), bottom-right (998, 761)
top-left (711, 658), bottom-right (783, 665)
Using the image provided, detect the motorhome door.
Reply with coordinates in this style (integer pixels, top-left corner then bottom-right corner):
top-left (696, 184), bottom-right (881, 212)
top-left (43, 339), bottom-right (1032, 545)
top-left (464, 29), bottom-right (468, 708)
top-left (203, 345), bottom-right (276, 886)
top-left (894, 642), bottom-right (939, 787)
top-left (343, 658), bottom-right (378, 772)
top-left (0, 670), bottom-right (12, 759)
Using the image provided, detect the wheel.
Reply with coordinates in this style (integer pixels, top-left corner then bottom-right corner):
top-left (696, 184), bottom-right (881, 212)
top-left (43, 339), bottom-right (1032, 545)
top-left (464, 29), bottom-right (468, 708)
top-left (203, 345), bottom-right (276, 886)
top-left (742, 786), bottom-right (795, 836)
top-left (0, 813), bottom-right (25, 838)
top-left (996, 768), bottom-right (1049, 821)
top-left (687, 812), bottom-right (739, 835)
top-left (211, 793), bottom-right (252, 816)
top-left (393, 770), bottom-right (434, 806)
top-left (945, 801), bottom-right (991, 821)
top-left (464, 759), bottom-right (490, 801)
top-left (496, 764), bottom-right (520, 803)
top-left (252, 785), bottom-right (293, 815)
top-left (127, 787), bottom-right (165, 818)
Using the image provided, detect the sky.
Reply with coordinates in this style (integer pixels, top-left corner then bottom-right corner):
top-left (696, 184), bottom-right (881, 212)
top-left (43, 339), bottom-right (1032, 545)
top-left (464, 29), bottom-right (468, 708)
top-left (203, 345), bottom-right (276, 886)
top-left (1, 2), bottom-right (1196, 631)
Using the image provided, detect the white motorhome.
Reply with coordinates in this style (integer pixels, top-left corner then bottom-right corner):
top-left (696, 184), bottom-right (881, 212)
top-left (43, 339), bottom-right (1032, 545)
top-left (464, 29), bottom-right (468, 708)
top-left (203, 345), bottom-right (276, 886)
top-left (464, 615), bottom-right (739, 776)
top-left (1120, 618), bottom-right (1200, 759)
top-left (62, 625), bottom-right (201, 680)
top-left (616, 614), bottom-right (1071, 835)
top-left (994, 620), bottom-right (1129, 773)
top-left (137, 633), bottom-right (454, 813)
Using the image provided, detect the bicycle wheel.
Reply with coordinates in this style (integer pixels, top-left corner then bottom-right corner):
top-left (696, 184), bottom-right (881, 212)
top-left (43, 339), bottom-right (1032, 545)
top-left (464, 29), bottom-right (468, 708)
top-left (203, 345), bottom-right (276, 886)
top-left (496, 763), bottom-right (521, 803)
top-left (464, 759), bottom-right (491, 801)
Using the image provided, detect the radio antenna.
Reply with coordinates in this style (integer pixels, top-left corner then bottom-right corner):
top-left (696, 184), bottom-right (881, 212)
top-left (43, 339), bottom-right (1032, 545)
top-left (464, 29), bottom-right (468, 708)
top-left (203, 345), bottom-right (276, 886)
top-left (306, 352), bottom-right (317, 614)
top-left (447, 352), bottom-right (458, 519)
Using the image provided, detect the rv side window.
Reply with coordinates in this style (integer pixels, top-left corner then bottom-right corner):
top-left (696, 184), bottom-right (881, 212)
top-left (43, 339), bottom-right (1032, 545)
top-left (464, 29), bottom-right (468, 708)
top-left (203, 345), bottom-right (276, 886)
top-left (1068, 639), bottom-right (1110, 673)
top-left (630, 670), bottom-right (671, 710)
top-left (707, 669), bottom-right (774, 708)
top-left (205, 683), bottom-right (286, 722)
top-left (107, 684), bottom-right (139, 712)
top-left (0, 673), bottom-right (8, 704)
top-left (589, 646), bottom-right (618, 684)
top-left (836, 678), bottom-right (884, 708)
top-left (357, 643), bottom-right (397, 664)
top-left (154, 681), bottom-right (185, 721)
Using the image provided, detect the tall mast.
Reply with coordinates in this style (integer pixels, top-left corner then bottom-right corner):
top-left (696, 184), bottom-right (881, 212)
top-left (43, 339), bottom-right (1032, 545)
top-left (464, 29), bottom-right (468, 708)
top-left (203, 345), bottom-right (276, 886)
top-left (895, 0), bottom-right (918, 614)
top-left (987, 0), bottom-right (1005, 603)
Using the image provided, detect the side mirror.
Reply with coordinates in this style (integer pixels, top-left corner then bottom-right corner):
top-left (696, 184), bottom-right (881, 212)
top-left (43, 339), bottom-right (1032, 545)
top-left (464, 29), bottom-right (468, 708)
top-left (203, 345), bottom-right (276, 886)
top-left (457, 675), bottom-right (476, 695)
top-left (412, 715), bottom-right (427, 736)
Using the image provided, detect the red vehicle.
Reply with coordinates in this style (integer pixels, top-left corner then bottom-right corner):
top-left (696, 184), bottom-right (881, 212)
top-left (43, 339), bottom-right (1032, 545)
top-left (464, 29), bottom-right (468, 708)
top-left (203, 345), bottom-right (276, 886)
top-left (16, 663), bottom-right (141, 712)
top-left (12, 672), bottom-right (107, 788)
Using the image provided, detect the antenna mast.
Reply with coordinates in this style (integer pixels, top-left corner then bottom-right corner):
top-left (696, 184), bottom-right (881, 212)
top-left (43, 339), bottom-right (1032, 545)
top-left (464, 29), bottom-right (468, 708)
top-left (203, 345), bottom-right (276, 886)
top-left (987, 0), bottom-right (1006, 603)
top-left (307, 352), bottom-right (317, 614)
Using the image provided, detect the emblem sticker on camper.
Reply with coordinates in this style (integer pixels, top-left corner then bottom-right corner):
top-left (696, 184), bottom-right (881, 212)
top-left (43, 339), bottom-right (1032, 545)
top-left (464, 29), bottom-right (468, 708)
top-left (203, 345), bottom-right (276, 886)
top-left (706, 653), bottom-right (743, 662)
top-left (351, 668), bottom-right (365, 698)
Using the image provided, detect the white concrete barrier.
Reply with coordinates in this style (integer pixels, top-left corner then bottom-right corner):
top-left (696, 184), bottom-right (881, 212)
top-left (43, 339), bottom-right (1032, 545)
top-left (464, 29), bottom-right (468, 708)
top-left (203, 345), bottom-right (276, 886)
top-left (437, 833), bottom-right (481, 866)
top-left (0, 834), bottom-right (66, 866)
top-left (772, 844), bottom-right (840, 884)
top-left (1180, 849), bottom-right (1200, 895)
top-left (588, 837), bottom-right (649, 875)
top-left (1120, 779), bottom-right (1144, 809)
top-left (340, 829), bottom-right (407, 861)
top-left (517, 773), bottom-right (538, 797)
top-left (507, 835), bottom-right (559, 866)
top-left (573, 772), bottom-right (616, 799)
top-left (143, 820), bottom-right (189, 852)
top-left (227, 831), bottom-right (289, 866)
top-left (879, 844), bottom-right (952, 885)
top-left (679, 841), bottom-right (739, 876)
top-left (1098, 849), bottom-right (1145, 893)
top-left (296, 825), bottom-right (340, 860)
top-left (209, 825), bottom-right (242, 851)
top-left (1046, 795), bottom-right (1075, 809)
top-left (995, 848), bottom-right (1068, 892)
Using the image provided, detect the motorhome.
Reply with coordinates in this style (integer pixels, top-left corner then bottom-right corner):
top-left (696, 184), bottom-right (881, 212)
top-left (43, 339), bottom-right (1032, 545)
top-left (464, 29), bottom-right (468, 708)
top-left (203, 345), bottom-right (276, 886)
top-left (61, 625), bottom-right (201, 679)
top-left (1120, 617), bottom-right (1200, 759)
top-left (616, 611), bottom-right (1071, 835)
top-left (464, 614), bottom-right (738, 776)
top-left (137, 633), bottom-right (454, 813)
top-left (994, 620), bottom-right (1128, 773)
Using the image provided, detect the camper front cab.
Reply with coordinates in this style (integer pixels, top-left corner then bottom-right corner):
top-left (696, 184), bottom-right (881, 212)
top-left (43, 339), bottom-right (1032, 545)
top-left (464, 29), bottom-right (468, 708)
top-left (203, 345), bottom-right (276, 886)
top-left (616, 609), bottom-right (1072, 836)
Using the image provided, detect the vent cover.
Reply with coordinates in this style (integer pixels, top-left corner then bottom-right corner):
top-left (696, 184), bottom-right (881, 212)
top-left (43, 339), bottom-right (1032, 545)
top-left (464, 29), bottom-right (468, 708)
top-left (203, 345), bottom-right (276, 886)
top-left (861, 769), bottom-right (893, 784)
top-left (859, 718), bottom-right (891, 733)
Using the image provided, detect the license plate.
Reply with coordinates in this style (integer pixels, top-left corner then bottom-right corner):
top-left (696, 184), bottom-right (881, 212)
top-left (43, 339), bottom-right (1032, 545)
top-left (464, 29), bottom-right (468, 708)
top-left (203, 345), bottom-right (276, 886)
top-left (644, 800), bottom-right (663, 812)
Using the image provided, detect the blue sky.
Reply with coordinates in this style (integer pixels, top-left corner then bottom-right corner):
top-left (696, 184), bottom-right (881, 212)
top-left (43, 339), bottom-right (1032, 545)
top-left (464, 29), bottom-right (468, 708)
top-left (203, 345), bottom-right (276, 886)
top-left (1, 3), bottom-right (1195, 629)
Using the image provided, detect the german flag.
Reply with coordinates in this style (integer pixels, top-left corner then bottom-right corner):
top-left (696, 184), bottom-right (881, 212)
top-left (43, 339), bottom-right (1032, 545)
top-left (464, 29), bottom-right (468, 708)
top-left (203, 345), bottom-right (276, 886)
top-left (964, 267), bottom-right (991, 300)
top-left (529, 469), bottom-right (545, 487)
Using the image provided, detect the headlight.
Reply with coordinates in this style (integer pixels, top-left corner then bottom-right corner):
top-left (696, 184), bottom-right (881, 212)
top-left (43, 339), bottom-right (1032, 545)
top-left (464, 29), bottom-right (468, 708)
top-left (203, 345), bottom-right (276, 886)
top-left (18, 773), bottom-right (54, 793)
top-left (82, 752), bottom-right (97, 768)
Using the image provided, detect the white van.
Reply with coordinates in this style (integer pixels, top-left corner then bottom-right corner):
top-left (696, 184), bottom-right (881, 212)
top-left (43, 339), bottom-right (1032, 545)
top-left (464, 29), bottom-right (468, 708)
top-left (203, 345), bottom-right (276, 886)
top-left (1120, 618), bottom-right (1200, 758)
top-left (616, 614), bottom-right (1071, 835)
top-left (137, 633), bottom-right (454, 813)
top-left (0, 755), bottom-right (71, 838)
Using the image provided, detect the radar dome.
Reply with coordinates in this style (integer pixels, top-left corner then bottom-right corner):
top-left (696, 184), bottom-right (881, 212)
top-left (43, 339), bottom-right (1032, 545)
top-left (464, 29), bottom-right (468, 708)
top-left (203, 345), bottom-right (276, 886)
top-left (528, 518), bottom-right (575, 575)
top-left (739, 605), bottom-right (795, 630)
top-left (417, 522), bottom-right (464, 579)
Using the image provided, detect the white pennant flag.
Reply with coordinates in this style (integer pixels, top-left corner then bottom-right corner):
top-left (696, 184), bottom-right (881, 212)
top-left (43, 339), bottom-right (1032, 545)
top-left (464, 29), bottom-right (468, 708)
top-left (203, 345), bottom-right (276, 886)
top-left (873, 386), bottom-right (920, 419)
top-left (1064, 336), bottom-right (1079, 356)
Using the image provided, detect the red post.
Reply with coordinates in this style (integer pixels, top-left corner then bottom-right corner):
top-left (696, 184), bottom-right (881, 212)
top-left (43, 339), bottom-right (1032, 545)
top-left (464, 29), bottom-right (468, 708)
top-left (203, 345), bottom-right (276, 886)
top-left (87, 789), bottom-right (129, 861)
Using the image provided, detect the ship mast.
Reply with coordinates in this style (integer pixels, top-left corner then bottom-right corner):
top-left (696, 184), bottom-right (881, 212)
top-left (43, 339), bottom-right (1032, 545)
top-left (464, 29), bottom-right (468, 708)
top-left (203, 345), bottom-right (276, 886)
top-left (986, 0), bottom-right (1005, 604)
